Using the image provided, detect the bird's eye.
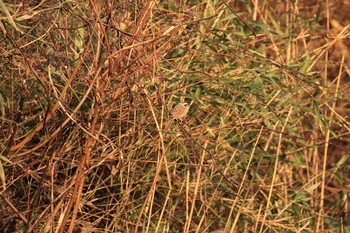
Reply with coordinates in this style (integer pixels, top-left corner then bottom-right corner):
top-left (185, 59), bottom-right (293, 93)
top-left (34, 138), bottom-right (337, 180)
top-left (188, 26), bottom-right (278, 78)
top-left (183, 103), bottom-right (188, 107)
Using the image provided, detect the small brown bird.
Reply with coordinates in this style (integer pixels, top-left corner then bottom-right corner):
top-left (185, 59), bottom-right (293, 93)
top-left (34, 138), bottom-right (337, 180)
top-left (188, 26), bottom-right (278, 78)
top-left (170, 102), bottom-right (189, 120)
top-left (164, 102), bottom-right (190, 131)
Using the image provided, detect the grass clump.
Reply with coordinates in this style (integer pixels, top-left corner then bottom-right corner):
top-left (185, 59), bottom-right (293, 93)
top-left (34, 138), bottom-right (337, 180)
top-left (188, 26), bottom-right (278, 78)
top-left (0, 0), bottom-right (349, 232)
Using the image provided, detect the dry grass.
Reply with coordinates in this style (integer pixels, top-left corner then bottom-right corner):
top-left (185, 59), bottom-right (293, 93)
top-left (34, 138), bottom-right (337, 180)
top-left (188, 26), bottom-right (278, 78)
top-left (0, 0), bottom-right (349, 232)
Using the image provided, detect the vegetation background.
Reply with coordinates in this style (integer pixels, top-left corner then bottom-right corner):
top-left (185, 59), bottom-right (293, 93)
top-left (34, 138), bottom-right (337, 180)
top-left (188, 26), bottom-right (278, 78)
top-left (0, 0), bottom-right (349, 232)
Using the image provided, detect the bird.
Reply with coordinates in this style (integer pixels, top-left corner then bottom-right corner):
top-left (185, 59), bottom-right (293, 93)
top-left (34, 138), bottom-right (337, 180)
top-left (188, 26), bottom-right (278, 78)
top-left (170, 102), bottom-right (189, 120)
top-left (164, 102), bottom-right (190, 131)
